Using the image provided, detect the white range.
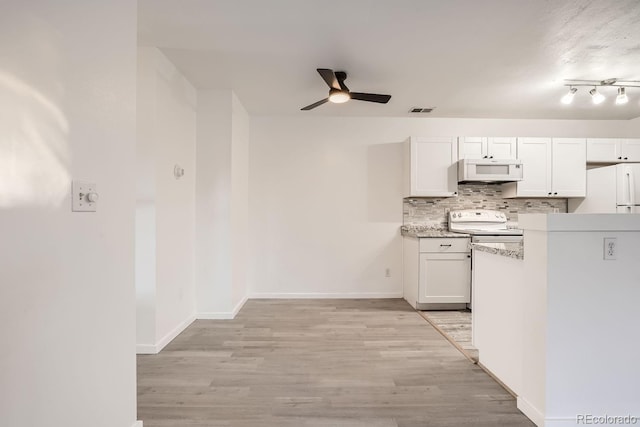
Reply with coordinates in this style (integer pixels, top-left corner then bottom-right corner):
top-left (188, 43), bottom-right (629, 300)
top-left (448, 209), bottom-right (523, 244)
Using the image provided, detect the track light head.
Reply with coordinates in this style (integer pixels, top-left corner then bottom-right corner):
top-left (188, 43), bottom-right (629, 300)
top-left (561, 87), bottom-right (577, 104)
top-left (589, 87), bottom-right (605, 104)
top-left (616, 87), bottom-right (629, 105)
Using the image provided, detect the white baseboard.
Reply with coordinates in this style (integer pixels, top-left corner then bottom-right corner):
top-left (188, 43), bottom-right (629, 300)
top-left (135, 344), bottom-right (157, 355)
top-left (249, 292), bottom-right (403, 299)
top-left (198, 295), bottom-right (248, 320)
top-left (136, 313), bottom-right (196, 355)
top-left (544, 416), bottom-right (591, 427)
top-left (517, 396), bottom-right (544, 427)
top-left (131, 421), bottom-right (143, 427)
top-left (231, 295), bottom-right (248, 317)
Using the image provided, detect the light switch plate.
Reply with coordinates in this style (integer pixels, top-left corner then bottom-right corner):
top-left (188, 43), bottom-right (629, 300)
top-left (72, 181), bottom-right (97, 212)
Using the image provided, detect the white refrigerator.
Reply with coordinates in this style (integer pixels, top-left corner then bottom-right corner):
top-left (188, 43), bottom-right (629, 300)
top-left (569, 163), bottom-right (640, 213)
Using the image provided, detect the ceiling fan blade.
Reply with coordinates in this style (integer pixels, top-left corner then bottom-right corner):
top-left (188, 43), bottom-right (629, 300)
top-left (317, 68), bottom-right (340, 90)
top-left (350, 92), bottom-right (392, 104)
top-left (334, 71), bottom-right (349, 92)
top-left (301, 98), bottom-right (329, 110)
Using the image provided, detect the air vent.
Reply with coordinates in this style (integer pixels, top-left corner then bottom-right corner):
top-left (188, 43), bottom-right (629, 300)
top-left (409, 107), bottom-right (435, 113)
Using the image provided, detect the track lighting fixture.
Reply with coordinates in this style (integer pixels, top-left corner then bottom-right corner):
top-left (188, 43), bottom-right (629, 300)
top-left (616, 87), bottom-right (628, 105)
top-left (561, 87), bottom-right (577, 104)
top-left (589, 87), bottom-right (605, 104)
top-left (561, 78), bottom-right (640, 106)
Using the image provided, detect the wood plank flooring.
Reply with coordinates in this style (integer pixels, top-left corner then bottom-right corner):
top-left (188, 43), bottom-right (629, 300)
top-left (418, 310), bottom-right (478, 362)
top-left (137, 299), bottom-right (534, 426)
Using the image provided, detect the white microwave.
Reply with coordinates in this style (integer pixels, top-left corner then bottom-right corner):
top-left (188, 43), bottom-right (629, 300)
top-left (458, 158), bottom-right (523, 183)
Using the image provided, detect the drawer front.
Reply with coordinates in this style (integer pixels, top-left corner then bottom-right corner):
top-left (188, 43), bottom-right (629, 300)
top-left (420, 238), bottom-right (469, 253)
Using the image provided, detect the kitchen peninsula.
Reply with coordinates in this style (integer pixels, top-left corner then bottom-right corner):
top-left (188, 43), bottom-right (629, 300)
top-left (472, 213), bottom-right (640, 427)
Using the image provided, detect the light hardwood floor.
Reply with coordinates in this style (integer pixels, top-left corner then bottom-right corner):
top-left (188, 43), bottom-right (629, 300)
top-left (137, 299), bottom-right (534, 426)
top-left (419, 310), bottom-right (478, 362)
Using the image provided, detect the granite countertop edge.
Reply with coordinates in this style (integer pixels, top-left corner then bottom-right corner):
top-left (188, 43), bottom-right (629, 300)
top-left (401, 227), bottom-right (470, 239)
top-left (471, 242), bottom-right (524, 260)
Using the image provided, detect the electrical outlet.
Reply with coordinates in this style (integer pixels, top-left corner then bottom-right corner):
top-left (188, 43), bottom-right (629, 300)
top-left (385, 268), bottom-right (391, 278)
top-left (603, 237), bottom-right (617, 260)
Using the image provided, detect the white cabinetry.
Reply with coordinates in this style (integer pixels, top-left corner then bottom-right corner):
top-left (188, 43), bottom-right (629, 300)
top-left (587, 138), bottom-right (640, 163)
top-left (403, 237), bottom-right (471, 309)
top-left (458, 137), bottom-right (517, 160)
top-left (502, 137), bottom-right (586, 198)
top-left (403, 137), bottom-right (458, 197)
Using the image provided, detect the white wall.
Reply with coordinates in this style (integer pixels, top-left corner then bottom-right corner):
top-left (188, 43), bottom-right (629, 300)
top-left (0, 2), bottom-right (138, 427)
top-left (136, 47), bottom-right (197, 352)
top-left (231, 93), bottom-right (250, 308)
top-left (249, 116), bottom-right (639, 297)
top-left (136, 46), bottom-right (158, 350)
top-left (196, 90), bottom-right (249, 317)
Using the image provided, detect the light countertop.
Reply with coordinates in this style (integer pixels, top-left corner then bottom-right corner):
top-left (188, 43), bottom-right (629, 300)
top-left (471, 242), bottom-right (523, 260)
top-left (401, 225), bottom-right (469, 239)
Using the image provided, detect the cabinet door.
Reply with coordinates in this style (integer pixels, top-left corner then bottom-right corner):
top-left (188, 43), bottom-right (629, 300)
top-left (551, 138), bottom-right (586, 197)
top-left (515, 137), bottom-right (552, 196)
top-left (587, 138), bottom-right (621, 162)
top-left (487, 137), bottom-right (517, 159)
top-left (405, 137), bottom-right (458, 197)
top-left (622, 139), bottom-right (640, 162)
top-left (458, 137), bottom-right (486, 159)
top-left (419, 253), bottom-right (471, 303)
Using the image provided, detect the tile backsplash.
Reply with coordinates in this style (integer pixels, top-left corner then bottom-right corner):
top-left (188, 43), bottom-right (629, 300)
top-left (403, 183), bottom-right (567, 227)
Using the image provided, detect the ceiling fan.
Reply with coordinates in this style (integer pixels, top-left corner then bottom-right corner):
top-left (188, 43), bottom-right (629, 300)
top-left (301, 68), bottom-right (392, 110)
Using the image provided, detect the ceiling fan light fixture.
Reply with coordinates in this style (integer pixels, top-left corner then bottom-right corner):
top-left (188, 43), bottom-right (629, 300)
top-left (616, 87), bottom-right (629, 105)
top-left (561, 87), bottom-right (577, 104)
top-left (589, 87), bottom-right (605, 104)
top-left (328, 89), bottom-right (350, 104)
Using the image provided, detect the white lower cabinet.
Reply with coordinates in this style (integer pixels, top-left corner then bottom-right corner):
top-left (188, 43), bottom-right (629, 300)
top-left (403, 237), bottom-right (471, 309)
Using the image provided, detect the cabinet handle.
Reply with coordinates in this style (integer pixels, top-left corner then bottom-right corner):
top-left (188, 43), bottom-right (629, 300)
top-left (453, 192), bottom-right (458, 195)
top-left (467, 255), bottom-right (471, 258)
top-left (554, 192), bottom-right (558, 195)
top-left (624, 157), bottom-right (628, 160)
top-left (548, 192), bottom-right (552, 195)
top-left (618, 157), bottom-right (622, 160)
top-left (483, 155), bottom-right (488, 159)
top-left (490, 156), bottom-right (494, 159)
top-left (440, 244), bottom-right (452, 247)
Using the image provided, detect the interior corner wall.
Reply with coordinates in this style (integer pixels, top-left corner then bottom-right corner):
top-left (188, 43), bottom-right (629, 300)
top-left (136, 47), bottom-right (197, 352)
top-left (248, 116), bottom-right (638, 298)
top-left (196, 90), bottom-right (233, 316)
top-left (231, 93), bottom-right (250, 309)
top-left (195, 90), bottom-right (249, 318)
top-left (136, 47), bottom-right (158, 350)
top-left (0, 2), bottom-right (137, 427)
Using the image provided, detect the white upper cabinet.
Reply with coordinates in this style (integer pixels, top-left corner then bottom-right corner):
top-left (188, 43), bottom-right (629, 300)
top-left (487, 137), bottom-right (518, 159)
top-left (503, 137), bottom-right (552, 197)
top-left (551, 138), bottom-right (587, 197)
top-left (587, 138), bottom-right (640, 163)
top-left (624, 139), bottom-right (640, 161)
top-left (458, 137), bottom-right (517, 160)
top-left (404, 137), bottom-right (458, 197)
top-left (502, 137), bottom-right (586, 198)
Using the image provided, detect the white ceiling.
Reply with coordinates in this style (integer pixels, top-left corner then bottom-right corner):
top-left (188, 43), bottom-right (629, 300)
top-left (138, 0), bottom-right (640, 119)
